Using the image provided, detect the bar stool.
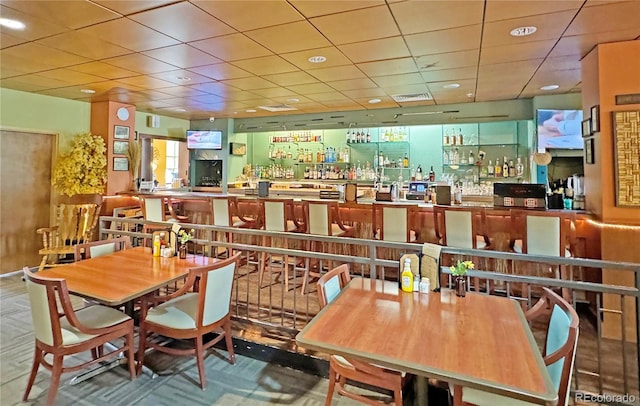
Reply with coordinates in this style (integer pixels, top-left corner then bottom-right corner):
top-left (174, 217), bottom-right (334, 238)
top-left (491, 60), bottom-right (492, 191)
top-left (299, 200), bottom-right (354, 294)
top-left (258, 198), bottom-right (305, 291)
top-left (372, 203), bottom-right (419, 242)
top-left (208, 195), bottom-right (257, 257)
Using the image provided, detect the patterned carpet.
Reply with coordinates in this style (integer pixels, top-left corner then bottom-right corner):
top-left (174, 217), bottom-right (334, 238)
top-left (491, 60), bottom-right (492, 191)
top-left (0, 273), bottom-right (406, 406)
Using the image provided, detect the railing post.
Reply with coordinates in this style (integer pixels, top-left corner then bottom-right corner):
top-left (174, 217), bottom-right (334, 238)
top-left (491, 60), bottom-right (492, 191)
top-left (636, 266), bottom-right (640, 398)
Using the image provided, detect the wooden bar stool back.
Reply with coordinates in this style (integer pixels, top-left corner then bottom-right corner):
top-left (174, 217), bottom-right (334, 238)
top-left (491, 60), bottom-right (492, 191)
top-left (372, 203), bottom-right (418, 243)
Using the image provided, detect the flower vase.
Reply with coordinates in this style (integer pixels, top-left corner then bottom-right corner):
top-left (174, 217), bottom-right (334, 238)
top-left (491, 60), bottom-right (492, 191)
top-left (455, 276), bottom-right (466, 297)
top-left (179, 243), bottom-right (187, 259)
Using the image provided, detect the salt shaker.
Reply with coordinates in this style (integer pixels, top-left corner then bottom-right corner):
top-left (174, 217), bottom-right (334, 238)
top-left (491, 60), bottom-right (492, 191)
top-left (419, 277), bottom-right (430, 293)
top-left (413, 275), bottom-right (420, 292)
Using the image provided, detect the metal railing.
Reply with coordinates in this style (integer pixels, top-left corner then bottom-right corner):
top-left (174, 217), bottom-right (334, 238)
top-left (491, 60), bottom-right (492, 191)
top-left (100, 216), bottom-right (640, 405)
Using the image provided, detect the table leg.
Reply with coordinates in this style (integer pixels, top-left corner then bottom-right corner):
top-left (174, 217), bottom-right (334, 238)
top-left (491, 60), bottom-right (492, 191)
top-left (413, 376), bottom-right (429, 406)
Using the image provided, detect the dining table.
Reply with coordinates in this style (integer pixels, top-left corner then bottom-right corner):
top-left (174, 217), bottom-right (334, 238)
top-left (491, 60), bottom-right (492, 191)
top-left (295, 277), bottom-right (557, 406)
top-left (36, 246), bottom-right (218, 384)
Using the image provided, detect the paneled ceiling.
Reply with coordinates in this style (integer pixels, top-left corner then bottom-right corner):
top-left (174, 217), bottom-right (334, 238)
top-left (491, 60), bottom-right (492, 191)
top-left (1, 0), bottom-right (638, 120)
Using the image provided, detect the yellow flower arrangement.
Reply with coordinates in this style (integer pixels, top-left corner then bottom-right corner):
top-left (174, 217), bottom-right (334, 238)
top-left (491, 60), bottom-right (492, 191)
top-left (52, 132), bottom-right (107, 196)
top-left (450, 260), bottom-right (474, 277)
top-left (177, 228), bottom-right (195, 244)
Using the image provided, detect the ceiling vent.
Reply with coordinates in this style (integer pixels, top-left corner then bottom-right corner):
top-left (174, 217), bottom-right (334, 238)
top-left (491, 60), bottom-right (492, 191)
top-left (258, 104), bottom-right (298, 112)
top-left (391, 93), bottom-right (433, 103)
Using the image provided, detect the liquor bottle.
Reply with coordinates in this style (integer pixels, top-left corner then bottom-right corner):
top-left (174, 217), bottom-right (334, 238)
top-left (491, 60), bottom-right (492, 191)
top-left (508, 160), bottom-right (516, 177)
top-left (516, 156), bottom-right (524, 177)
top-left (468, 150), bottom-right (474, 165)
top-left (495, 158), bottom-right (502, 177)
top-left (487, 160), bottom-right (494, 176)
top-left (416, 165), bottom-right (423, 181)
top-left (403, 153), bottom-right (409, 168)
top-left (366, 129), bottom-right (371, 143)
top-left (502, 157), bottom-right (509, 178)
top-left (346, 129), bottom-right (351, 144)
top-left (429, 166), bottom-right (435, 182)
top-left (411, 165), bottom-right (416, 181)
top-left (356, 161), bottom-right (362, 179)
top-left (443, 150), bottom-right (449, 165)
top-left (457, 128), bottom-right (464, 145)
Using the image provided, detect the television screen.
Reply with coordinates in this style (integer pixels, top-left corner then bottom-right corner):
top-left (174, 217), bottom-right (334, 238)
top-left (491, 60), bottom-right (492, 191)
top-left (187, 130), bottom-right (222, 150)
top-left (537, 109), bottom-right (584, 151)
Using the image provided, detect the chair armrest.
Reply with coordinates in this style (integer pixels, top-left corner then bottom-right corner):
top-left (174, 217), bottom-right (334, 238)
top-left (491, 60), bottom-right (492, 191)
top-left (349, 358), bottom-right (403, 377)
top-left (524, 294), bottom-right (549, 322)
top-left (36, 226), bottom-right (59, 235)
top-left (147, 272), bottom-right (198, 307)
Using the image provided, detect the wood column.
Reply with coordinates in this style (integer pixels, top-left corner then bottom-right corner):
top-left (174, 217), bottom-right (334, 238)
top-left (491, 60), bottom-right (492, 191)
top-left (581, 40), bottom-right (640, 341)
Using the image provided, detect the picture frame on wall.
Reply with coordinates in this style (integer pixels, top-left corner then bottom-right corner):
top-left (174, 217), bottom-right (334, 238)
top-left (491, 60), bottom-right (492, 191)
top-left (114, 125), bottom-right (130, 139)
top-left (590, 105), bottom-right (600, 132)
top-left (584, 138), bottom-right (594, 164)
top-left (113, 141), bottom-right (128, 155)
top-left (113, 157), bottom-right (129, 171)
top-left (581, 119), bottom-right (591, 137)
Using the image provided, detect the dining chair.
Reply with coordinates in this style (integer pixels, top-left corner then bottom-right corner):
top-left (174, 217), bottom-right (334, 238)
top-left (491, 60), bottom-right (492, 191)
top-left (73, 235), bottom-right (132, 261)
top-left (257, 198), bottom-right (305, 291)
top-left (22, 267), bottom-right (136, 406)
top-left (453, 287), bottom-right (579, 406)
top-left (36, 194), bottom-right (103, 271)
top-left (317, 264), bottom-right (407, 406)
top-left (300, 200), bottom-right (354, 294)
top-left (137, 253), bottom-right (241, 390)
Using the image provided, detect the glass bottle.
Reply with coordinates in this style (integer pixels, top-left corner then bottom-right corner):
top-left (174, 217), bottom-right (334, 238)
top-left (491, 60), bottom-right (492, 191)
top-left (366, 129), bottom-right (371, 143)
top-left (403, 153), bottom-right (409, 168)
top-left (416, 165), bottom-right (423, 181)
top-left (495, 158), bottom-right (502, 177)
top-left (487, 160), bottom-right (494, 176)
top-left (508, 160), bottom-right (516, 178)
top-left (503, 157), bottom-right (509, 178)
top-left (443, 150), bottom-right (449, 165)
top-left (516, 156), bottom-right (524, 177)
top-left (468, 150), bottom-right (474, 165)
top-left (429, 166), bottom-right (435, 182)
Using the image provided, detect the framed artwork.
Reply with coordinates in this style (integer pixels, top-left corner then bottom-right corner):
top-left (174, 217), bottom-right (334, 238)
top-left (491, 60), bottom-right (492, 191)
top-left (581, 119), bottom-right (591, 137)
top-left (613, 110), bottom-right (640, 206)
top-left (114, 125), bottom-right (130, 139)
top-left (113, 140), bottom-right (128, 155)
top-left (113, 157), bottom-right (129, 171)
top-left (230, 142), bottom-right (247, 156)
top-left (590, 105), bottom-right (600, 133)
top-left (584, 138), bottom-right (594, 165)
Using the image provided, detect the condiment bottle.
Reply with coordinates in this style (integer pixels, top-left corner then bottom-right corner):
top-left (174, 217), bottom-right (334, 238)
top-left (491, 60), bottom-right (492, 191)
top-left (401, 259), bottom-right (414, 292)
top-left (419, 277), bottom-right (430, 293)
top-left (153, 235), bottom-right (161, 257)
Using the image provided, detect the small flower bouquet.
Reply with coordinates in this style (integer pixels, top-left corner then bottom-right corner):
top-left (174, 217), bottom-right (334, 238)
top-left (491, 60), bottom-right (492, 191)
top-left (177, 228), bottom-right (195, 244)
top-left (450, 260), bottom-right (474, 277)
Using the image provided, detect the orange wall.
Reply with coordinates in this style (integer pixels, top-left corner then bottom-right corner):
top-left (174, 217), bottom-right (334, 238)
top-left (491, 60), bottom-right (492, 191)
top-left (582, 40), bottom-right (640, 341)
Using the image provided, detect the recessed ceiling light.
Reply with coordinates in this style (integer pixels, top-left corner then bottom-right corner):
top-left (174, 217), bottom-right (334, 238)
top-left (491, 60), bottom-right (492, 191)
top-left (443, 83), bottom-right (460, 89)
top-left (510, 26), bottom-right (537, 37)
top-left (80, 89), bottom-right (96, 94)
top-left (177, 76), bottom-right (191, 81)
top-left (173, 108), bottom-right (186, 112)
top-left (0, 18), bottom-right (25, 30)
top-left (368, 98), bottom-right (382, 104)
top-left (286, 98), bottom-right (300, 103)
top-left (540, 85), bottom-right (560, 91)
top-left (466, 92), bottom-right (474, 98)
top-left (308, 55), bottom-right (327, 63)
top-left (246, 109), bottom-right (257, 113)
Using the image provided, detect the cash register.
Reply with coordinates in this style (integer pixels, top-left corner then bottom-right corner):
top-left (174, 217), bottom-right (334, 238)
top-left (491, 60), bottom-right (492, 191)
top-left (406, 182), bottom-right (429, 200)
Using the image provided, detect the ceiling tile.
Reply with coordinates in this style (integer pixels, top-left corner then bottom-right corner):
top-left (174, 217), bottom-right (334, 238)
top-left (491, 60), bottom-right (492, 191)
top-left (356, 98), bottom-right (400, 109)
top-left (286, 82), bottom-right (337, 95)
top-left (566, 1), bottom-right (640, 36)
top-left (36, 31), bottom-right (133, 60)
top-left (405, 25), bottom-right (482, 55)
top-left (550, 28), bottom-right (640, 57)
top-left (103, 54), bottom-right (178, 74)
top-left (0, 32), bottom-right (27, 49)
top-left (232, 55), bottom-right (299, 76)
top-left (372, 73), bottom-right (427, 88)
top-left (222, 76), bottom-right (279, 91)
top-left (150, 69), bottom-right (213, 86)
top-left (478, 59), bottom-right (543, 82)
top-left (129, 2), bottom-right (235, 42)
top-left (78, 18), bottom-right (180, 52)
top-left (357, 57), bottom-right (418, 77)
top-left (117, 75), bottom-right (176, 89)
top-left (432, 95), bottom-right (475, 105)
top-left (2, 74), bottom-right (70, 90)
top-left (190, 33), bottom-right (272, 62)
top-left (250, 87), bottom-right (299, 98)
top-left (482, 11), bottom-right (576, 47)
top-left (143, 44), bottom-right (223, 69)
top-left (526, 69), bottom-right (582, 88)
top-left (342, 87), bottom-right (387, 99)
top-left (427, 78), bottom-right (477, 96)
top-left (187, 63), bottom-right (252, 81)
top-left (69, 62), bottom-right (139, 80)
top-left (420, 66), bottom-right (478, 82)
top-left (2, 42), bottom-right (90, 68)
top-left (327, 78), bottom-right (378, 91)
top-left (537, 55), bottom-right (582, 72)
top-left (306, 92), bottom-right (352, 102)
top-left (391, 1), bottom-right (484, 35)
top-left (1, 0), bottom-right (121, 29)
top-left (416, 49), bottom-right (480, 70)
top-left (308, 65), bottom-right (366, 82)
top-left (484, 0), bottom-right (582, 22)
top-left (148, 86), bottom-right (206, 98)
top-left (0, 5), bottom-right (69, 42)
top-left (382, 83), bottom-right (431, 96)
top-left (35, 69), bottom-right (105, 86)
top-left (280, 46), bottom-right (352, 70)
top-left (0, 54), bottom-right (57, 76)
top-left (0, 77), bottom-right (51, 92)
top-left (190, 81), bottom-right (245, 96)
top-left (245, 21), bottom-right (331, 54)
top-left (93, 1), bottom-right (180, 15)
top-left (261, 71), bottom-right (319, 86)
top-left (192, 0), bottom-right (303, 31)
top-left (480, 40), bottom-right (556, 65)
top-left (338, 36), bottom-right (411, 63)
top-left (290, 1), bottom-right (385, 18)
top-left (309, 6), bottom-right (400, 45)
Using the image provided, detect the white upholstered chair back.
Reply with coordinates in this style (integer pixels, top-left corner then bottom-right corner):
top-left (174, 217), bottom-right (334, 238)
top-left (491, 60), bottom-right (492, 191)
top-left (201, 260), bottom-right (236, 327)
top-left (24, 273), bottom-right (57, 346)
top-left (308, 202), bottom-right (330, 235)
top-left (445, 210), bottom-right (474, 248)
top-left (212, 198), bottom-right (231, 227)
top-left (382, 207), bottom-right (408, 242)
top-left (527, 215), bottom-right (561, 256)
top-left (263, 201), bottom-right (286, 232)
top-left (143, 198), bottom-right (165, 222)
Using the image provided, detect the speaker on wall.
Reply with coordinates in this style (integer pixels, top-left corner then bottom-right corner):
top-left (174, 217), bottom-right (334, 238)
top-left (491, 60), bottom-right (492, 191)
top-left (147, 115), bottom-right (160, 128)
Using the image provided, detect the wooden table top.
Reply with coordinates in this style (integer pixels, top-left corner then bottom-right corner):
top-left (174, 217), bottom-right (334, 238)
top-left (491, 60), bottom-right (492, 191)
top-left (296, 278), bottom-right (557, 405)
top-left (36, 247), bottom-right (217, 306)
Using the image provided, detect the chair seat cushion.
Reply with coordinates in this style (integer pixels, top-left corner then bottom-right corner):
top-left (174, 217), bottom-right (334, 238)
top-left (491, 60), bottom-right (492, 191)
top-left (331, 224), bottom-right (353, 237)
top-left (60, 305), bottom-right (131, 345)
top-left (459, 386), bottom-right (537, 406)
top-left (513, 240), bottom-right (571, 257)
top-left (232, 216), bottom-right (256, 228)
top-left (145, 292), bottom-right (198, 330)
top-left (332, 355), bottom-right (406, 377)
top-left (438, 236), bottom-right (488, 249)
top-left (374, 229), bottom-right (417, 242)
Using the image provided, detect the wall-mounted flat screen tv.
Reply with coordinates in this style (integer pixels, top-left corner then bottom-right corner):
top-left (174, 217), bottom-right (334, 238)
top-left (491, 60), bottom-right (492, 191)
top-left (537, 109), bottom-right (584, 151)
top-left (187, 130), bottom-right (222, 150)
